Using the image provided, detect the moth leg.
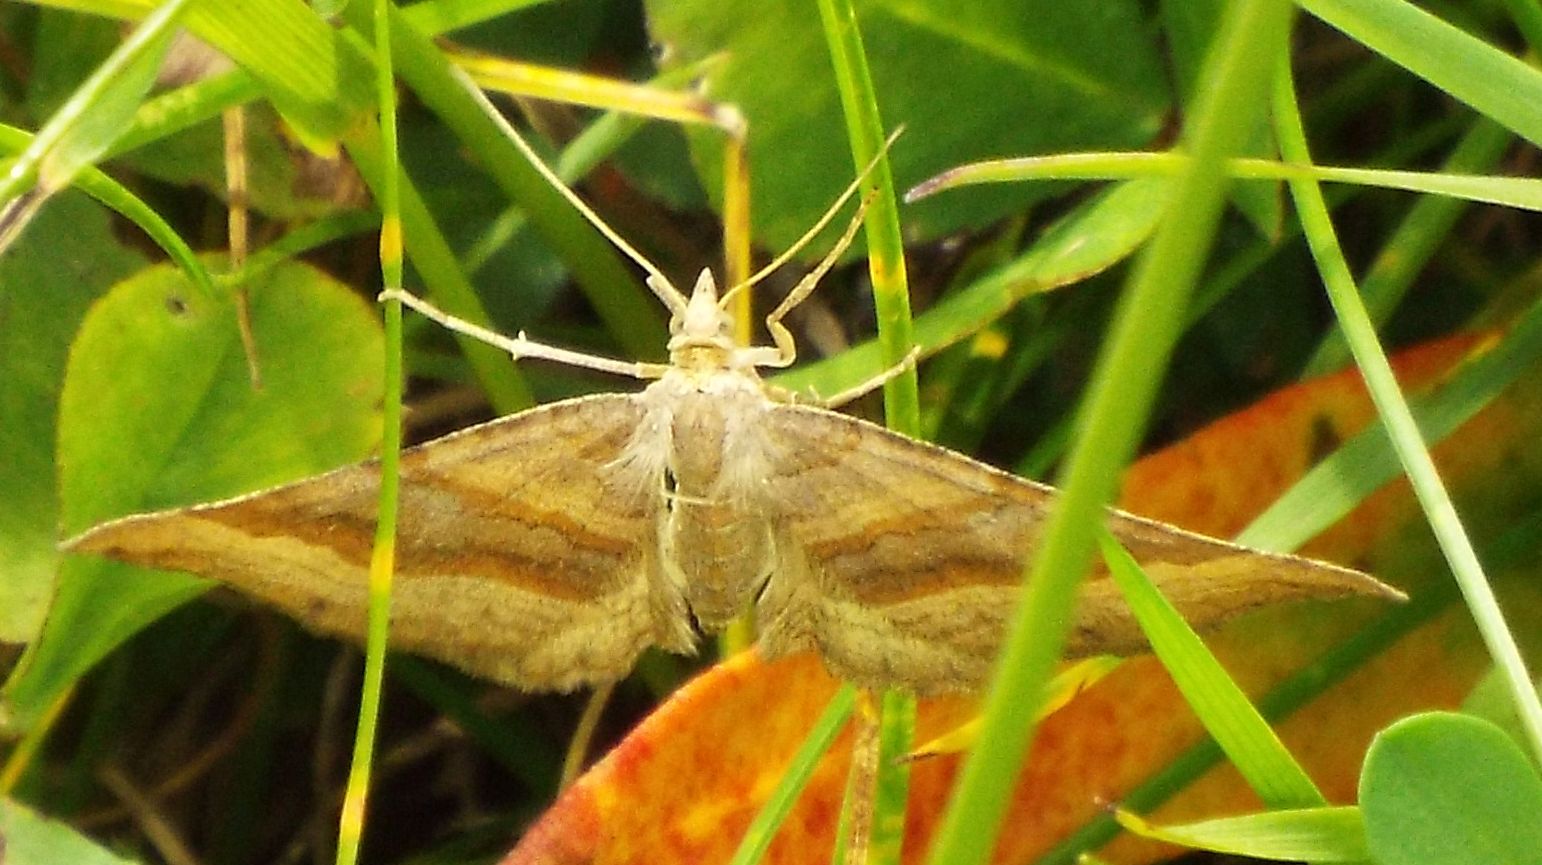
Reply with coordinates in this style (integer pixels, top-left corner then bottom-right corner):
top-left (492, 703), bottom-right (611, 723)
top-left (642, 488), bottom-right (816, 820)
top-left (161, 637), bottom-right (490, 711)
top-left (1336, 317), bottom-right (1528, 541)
top-left (718, 168), bottom-right (875, 326)
top-left (717, 131), bottom-right (901, 330)
top-left (750, 190), bottom-right (876, 370)
top-left (726, 132), bottom-right (902, 370)
top-left (380, 288), bottom-right (669, 380)
top-left (814, 346), bottom-right (921, 408)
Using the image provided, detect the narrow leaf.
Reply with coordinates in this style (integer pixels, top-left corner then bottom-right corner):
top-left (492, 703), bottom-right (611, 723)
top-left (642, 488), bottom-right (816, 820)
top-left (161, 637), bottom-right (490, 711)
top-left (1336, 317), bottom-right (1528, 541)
top-left (1099, 532), bottom-right (1325, 809)
top-left (1117, 805), bottom-right (1368, 861)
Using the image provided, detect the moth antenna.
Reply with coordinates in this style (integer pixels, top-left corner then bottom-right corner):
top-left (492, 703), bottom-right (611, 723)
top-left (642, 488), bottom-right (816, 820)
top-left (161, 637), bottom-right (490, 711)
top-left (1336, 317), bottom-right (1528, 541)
top-left (718, 126), bottom-right (904, 312)
top-left (458, 71), bottom-right (690, 318)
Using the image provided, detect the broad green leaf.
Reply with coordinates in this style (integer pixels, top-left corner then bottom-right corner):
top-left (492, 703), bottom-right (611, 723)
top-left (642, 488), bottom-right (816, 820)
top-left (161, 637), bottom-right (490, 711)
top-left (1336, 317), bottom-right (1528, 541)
top-left (0, 797), bottom-right (141, 865)
top-left (647, 0), bottom-right (1168, 253)
top-left (1, 259), bottom-right (382, 729)
top-left (1361, 711), bottom-right (1542, 865)
top-left (0, 192), bottom-right (146, 645)
top-left (1462, 667), bottom-right (1542, 769)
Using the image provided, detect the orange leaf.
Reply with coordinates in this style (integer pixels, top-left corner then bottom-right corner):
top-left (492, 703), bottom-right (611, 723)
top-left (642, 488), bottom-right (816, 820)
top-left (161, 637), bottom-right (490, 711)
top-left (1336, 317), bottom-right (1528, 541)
top-left (504, 331), bottom-right (1542, 865)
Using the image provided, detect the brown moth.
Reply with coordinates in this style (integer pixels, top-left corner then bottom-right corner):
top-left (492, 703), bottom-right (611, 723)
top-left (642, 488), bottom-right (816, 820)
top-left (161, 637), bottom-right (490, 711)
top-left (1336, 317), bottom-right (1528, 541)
top-left (65, 128), bottom-right (1399, 696)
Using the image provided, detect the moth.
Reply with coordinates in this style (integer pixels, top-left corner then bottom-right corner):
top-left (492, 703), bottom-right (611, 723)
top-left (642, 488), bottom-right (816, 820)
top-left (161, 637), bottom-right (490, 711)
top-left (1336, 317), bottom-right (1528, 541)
top-left (65, 132), bottom-right (1398, 696)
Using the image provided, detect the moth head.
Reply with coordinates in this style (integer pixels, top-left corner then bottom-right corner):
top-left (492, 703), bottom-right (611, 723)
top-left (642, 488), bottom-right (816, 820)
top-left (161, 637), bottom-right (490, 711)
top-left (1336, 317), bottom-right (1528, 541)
top-left (667, 269), bottom-right (734, 353)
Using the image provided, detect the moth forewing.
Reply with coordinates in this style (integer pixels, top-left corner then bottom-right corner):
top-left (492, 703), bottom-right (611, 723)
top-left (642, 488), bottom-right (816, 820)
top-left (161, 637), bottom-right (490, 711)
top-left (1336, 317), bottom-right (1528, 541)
top-left (65, 396), bottom-right (693, 692)
top-left (743, 403), bottom-right (1401, 694)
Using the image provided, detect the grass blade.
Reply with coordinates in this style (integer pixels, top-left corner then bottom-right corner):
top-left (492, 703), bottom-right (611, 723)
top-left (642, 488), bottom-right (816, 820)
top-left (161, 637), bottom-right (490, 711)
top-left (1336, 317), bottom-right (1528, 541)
top-left (1099, 533), bottom-right (1324, 808)
top-left (335, 0), bottom-right (406, 860)
top-left (1116, 805), bottom-right (1367, 861)
top-left (1301, 0), bottom-right (1542, 149)
top-left (815, 1), bottom-right (919, 860)
top-left (1271, 45), bottom-right (1542, 764)
top-left (925, 4), bottom-right (1295, 864)
top-left (727, 686), bottom-right (857, 865)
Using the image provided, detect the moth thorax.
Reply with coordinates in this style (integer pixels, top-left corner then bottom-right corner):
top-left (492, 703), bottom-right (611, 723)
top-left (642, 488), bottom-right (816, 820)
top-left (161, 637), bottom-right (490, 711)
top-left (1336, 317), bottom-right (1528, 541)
top-left (669, 342), bottom-right (735, 374)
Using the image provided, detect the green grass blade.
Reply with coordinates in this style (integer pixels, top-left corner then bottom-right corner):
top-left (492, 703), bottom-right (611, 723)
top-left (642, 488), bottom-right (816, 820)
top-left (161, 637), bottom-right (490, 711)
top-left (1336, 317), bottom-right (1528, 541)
top-left (336, 0), bottom-right (406, 860)
top-left (463, 60), bottom-right (714, 278)
top-left (1117, 805), bottom-right (1367, 862)
top-left (343, 125), bottom-right (535, 413)
top-left (28, 0), bottom-right (377, 147)
top-left (1099, 533), bottom-right (1324, 807)
top-left (727, 686), bottom-right (856, 865)
top-left (1039, 496), bottom-right (1542, 863)
top-left (1033, 577), bottom-right (1459, 865)
top-left (32, 0), bottom-right (571, 413)
top-left (399, 0), bottom-right (554, 36)
top-left (0, 124), bottom-right (214, 297)
top-left (339, 1), bottom-right (668, 362)
top-left (912, 150), bottom-right (1542, 212)
top-left (815, 1), bottom-right (918, 860)
top-left (1239, 295), bottom-right (1542, 552)
top-left (113, 70), bottom-right (265, 155)
top-left (1271, 39), bottom-right (1542, 766)
top-left (181, 0), bottom-right (375, 149)
top-left (815, 0), bottom-right (918, 436)
top-left (23, 0), bottom-right (529, 411)
top-left (1303, 119), bottom-right (1512, 375)
top-left (0, 0), bottom-right (188, 250)
top-left (0, 0), bottom-right (186, 203)
top-left (776, 178), bottom-right (1168, 398)
top-left (220, 212), bottom-right (380, 288)
top-left (925, 5), bottom-right (1294, 865)
top-left (1300, 0), bottom-right (1542, 149)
